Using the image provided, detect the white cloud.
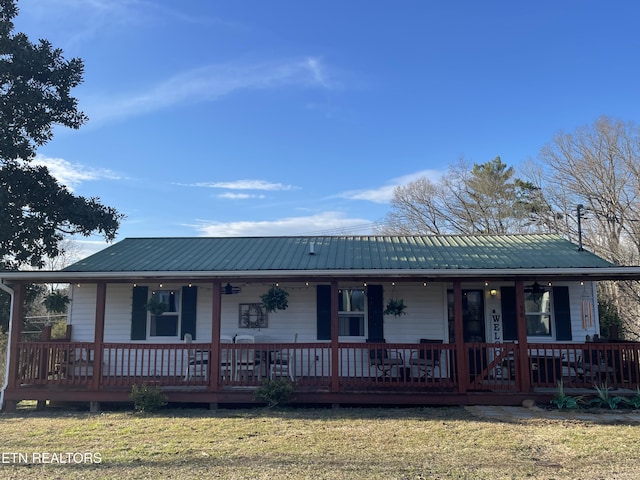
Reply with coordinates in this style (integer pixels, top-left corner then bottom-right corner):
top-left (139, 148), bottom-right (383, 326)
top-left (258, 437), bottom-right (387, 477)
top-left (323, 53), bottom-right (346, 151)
top-left (339, 169), bottom-right (444, 204)
top-left (304, 57), bottom-right (333, 89)
top-left (191, 212), bottom-right (375, 237)
top-left (343, 185), bottom-right (398, 204)
top-left (86, 58), bottom-right (335, 124)
top-left (22, 0), bottom-right (230, 45)
top-left (186, 179), bottom-right (295, 191)
top-left (217, 193), bottom-right (266, 200)
top-left (31, 154), bottom-right (121, 190)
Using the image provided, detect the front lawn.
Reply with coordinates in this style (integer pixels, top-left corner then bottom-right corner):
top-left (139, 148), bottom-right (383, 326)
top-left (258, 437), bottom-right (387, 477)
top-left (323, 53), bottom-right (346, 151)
top-left (1, 404), bottom-right (639, 479)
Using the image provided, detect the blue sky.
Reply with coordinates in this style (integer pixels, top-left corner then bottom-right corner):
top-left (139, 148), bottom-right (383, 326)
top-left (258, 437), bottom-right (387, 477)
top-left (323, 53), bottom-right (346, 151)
top-left (13, 1), bottom-right (640, 258)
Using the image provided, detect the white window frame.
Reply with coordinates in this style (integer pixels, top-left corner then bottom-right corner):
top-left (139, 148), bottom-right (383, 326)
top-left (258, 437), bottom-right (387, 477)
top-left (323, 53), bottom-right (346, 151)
top-left (147, 289), bottom-right (181, 339)
top-left (525, 288), bottom-right (554, 339)
top-left (338, 288), bottom-right (366, 339)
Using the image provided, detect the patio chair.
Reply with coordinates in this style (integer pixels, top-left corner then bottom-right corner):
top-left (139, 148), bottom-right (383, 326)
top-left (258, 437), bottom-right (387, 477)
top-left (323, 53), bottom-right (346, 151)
top-left (234, 334), bottom-right (258, 380)
top-left (409, 339), bottom-right (442, 380)
top-left (582, 348), bottom-right (617, 385)
top-left (67, 346), bottom-right (95, 379)
top-left (219, 335), bottom-right (233, 380)
top-left (270, 333), bottom-right (297, 381)
top-left (184, 334), bottom-right (209, 380)
top-left (366, 339), bottom-right (404, 379)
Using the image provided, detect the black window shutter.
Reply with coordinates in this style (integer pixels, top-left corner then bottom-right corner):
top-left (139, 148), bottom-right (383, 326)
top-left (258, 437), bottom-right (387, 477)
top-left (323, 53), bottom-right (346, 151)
top-left (131, 286), bottom-right (148, 340)
top-left (553, 286), bottom-right (572, 341)
top-left (367, 285), bottom-right (384, 341)
top-left (501, 286), bottom-right (517, 341)
top-left (316, 285), bottom-right (331, 340)
top-left (181, 285), bottom-right (198, 340)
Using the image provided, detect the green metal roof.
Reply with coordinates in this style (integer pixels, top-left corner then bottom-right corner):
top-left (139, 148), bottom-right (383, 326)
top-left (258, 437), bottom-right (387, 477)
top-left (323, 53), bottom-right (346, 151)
top-left (62, 234), bottom-right (614, 273)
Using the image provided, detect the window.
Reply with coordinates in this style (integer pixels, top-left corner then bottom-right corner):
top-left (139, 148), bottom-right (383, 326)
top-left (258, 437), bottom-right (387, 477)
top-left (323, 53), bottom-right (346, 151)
top-left (338, 288), bottom-right (365, 336)
top-left (525, 288), bottom-right (552, 337)
top-left (149, 290), bottom-right (180, 337)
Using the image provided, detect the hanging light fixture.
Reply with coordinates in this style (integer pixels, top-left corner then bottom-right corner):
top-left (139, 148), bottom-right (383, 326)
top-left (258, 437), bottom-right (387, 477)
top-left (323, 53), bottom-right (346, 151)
top-left (527, 281), bottom-right (546, 295)
top-left (222, 283), bottom-right (241, 295)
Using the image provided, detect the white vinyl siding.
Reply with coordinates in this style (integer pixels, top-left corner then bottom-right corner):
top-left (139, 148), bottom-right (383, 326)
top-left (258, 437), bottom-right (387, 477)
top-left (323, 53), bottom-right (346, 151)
top-left (381, 284), bottom-right (447, 343)
top-left (66, 281), bottom-right (597, 344)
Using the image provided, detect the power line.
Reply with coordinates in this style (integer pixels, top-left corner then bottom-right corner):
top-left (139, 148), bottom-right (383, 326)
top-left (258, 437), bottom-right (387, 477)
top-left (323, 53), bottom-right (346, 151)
top-left (294, 222), bottom-right (383, 236)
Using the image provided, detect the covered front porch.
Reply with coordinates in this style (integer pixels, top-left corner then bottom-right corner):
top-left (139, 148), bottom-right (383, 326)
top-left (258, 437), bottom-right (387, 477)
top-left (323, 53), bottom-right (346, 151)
top-left (7, 333), bottom-right (640, 409)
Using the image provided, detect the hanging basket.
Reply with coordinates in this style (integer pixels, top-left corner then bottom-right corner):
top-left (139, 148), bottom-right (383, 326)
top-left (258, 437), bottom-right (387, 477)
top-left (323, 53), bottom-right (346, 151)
top-left (145, 297), bottom-right (167, 316)
top-left (260, 285), bottom-right (289, 313)
top-left (43, 291), bottom-right (70, 314)
top-left (384, 298), bottom-right (407, 317)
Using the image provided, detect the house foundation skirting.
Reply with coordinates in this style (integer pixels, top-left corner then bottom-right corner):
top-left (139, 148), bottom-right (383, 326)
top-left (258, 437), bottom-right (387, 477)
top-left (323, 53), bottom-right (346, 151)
top-left (2, 385), bottom-right (560, 411)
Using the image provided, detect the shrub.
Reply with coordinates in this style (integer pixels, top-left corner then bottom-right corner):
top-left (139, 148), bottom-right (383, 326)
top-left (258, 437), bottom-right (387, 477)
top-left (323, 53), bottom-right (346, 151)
top-left (624, 387), bottom-right (640, 409)
top-left (130, 383), bottom-right (168, 413)
top-left (550, 380), bottom-right (581, 410)
top-left (253, 378), bottom-right (294, 408)
top-left (590, 383), bottom-right (626, 410)
top-left (50, 320), bottom-right (68, 339)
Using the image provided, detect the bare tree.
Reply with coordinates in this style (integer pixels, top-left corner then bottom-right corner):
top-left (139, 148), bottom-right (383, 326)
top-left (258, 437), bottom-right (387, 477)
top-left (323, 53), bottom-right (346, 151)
top-left (537, 116), bottom-right (640, 264)
top-left (383, 177), bottom-right (445, 235)
top-left (535, 116), bottom-right (640, 339)
top-left (379, 157), bottom-right (544, 235)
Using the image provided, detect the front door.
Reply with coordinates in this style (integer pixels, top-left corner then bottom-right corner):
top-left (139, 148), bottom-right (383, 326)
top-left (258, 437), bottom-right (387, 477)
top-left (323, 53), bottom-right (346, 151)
top-left (448, 289), bottom-right (487, 381)
top-left (447, 290), bottom-right (486, 342)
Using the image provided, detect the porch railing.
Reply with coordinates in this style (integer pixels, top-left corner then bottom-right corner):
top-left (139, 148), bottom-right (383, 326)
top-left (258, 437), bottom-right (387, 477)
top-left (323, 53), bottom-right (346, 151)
top-left (465, 342), bottom-right (521, 392)
top-left (15, 341), bottom-right (96, 386)
top-left (527, 342), bottom-right (640, 389)
top-left (13, 341), bottom-right (640, 393)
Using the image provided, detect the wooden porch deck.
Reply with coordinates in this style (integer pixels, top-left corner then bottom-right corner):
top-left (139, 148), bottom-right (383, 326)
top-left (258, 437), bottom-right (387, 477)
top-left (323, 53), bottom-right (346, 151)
top-left (5, 340), bottom-right (640, 409)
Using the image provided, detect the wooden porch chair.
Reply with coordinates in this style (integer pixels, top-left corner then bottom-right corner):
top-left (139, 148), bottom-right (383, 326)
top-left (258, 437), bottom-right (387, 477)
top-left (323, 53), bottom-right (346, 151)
top-left (409, 339), bottom-right (442, 380)
top-left (366, 339), bottom-right (404, 378)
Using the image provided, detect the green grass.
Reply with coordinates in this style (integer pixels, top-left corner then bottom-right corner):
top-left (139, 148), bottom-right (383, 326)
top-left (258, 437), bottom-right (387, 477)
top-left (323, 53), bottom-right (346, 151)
top-left (1, 404), bottom-right (640, 479)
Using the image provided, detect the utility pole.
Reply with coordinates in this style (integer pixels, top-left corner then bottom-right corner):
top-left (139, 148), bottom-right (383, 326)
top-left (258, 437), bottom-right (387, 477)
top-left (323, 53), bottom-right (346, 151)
top-left (577, 204), bottom-right (584, 251)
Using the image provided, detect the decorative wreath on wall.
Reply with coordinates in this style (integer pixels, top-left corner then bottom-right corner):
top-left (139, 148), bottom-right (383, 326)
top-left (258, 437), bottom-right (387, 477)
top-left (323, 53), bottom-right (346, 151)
top-left (239, 303), bottom-right (268, 329)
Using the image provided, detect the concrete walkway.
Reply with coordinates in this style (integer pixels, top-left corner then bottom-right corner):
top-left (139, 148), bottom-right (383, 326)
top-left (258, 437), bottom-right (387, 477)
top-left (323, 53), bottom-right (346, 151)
top-left (465, 405), bottom-right (640, 423)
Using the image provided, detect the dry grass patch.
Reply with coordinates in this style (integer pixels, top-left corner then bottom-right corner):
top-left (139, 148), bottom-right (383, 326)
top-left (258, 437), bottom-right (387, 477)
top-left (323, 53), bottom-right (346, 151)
top-left (0, 404), bottom-right (639, 479)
